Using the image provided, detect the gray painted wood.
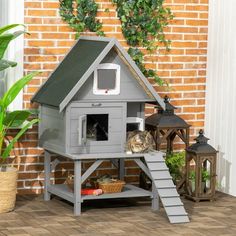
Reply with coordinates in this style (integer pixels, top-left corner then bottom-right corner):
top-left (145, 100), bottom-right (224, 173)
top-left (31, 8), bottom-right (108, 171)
top-left (127, 102), bottom-right (145, 119)
top-left (119, 159), bottom-right (125, 180)
top-left (148, 162), bottom-right (169, 171)
top-left (75, 49), bottom-right (153, 102)
top-left (81, 184), bottom-right (152, 200)
top-left (113, 38), bottom-right (165, 109)
top-left (69, 145), bottom-right (123, 154)
top-left (151, 170), bottom-right (172, 180)
top-left (161, 197), bottom-right (183, 206)
top-left (51, 158), bottom-right (60, 172)
top-left (70, 118), bottom-right (122, 133)
top-left (70, 132), bottom-right (122, 147)
top-left (59, 39), bottom-right (116, 112)
top-left (60, 37), bottom-right (165, 110)
top-left (151, 181), bottom-right (159, 211)
top-left (165, 206), bottom-right (187, 216)
top-left (39, 105), bottom-right (66, 153)
top-left (154, 179), bottom-right (175, 188)
top-left (81, 160), bottom-right (103, 183)
top-left (67, 102), bottom-right (126, 154)
top-left (144, 152), bottom-right (165, 162)
top-left (169, 215), bottom-right (190, 224)
top-left (45, 147), bottom-right (147, 160)
top-left (47, 184), bottom-right (74, 203)
top-left (44, 151), bottom-right (51, 201)
top-left (134, 159), bottom-right (152, 180)
top-left (74, 161), bottom-right (82, 216)
top-left (43, 148), bottom-right (189, 222)
top-left (144, 152), bottom-right (189, 224)
top-left (158, 188), bottom-right (179, 198)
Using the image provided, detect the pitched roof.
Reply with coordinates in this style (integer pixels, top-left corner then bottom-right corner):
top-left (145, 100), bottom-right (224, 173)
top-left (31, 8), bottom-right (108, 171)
top-left (32, 36), bottom-right (165, 111)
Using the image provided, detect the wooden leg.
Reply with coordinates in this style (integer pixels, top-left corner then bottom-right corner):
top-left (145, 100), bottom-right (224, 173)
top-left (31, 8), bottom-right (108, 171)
top-left (151, 182), bottom-right (159, 211)
top-left (74, 160), bottom-right (82, 216)
top-left (44, 151), bottom-right (51, 201)
top-left (119, 159), bottom-right (125, 180)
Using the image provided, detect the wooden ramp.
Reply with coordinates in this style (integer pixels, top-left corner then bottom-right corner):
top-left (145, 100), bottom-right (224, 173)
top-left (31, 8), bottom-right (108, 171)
top-left (144, 152), bottom-right (190, 224)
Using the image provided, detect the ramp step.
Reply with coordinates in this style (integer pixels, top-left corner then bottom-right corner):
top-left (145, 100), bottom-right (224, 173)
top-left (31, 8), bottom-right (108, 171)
top-left (144, 153), bottom-right (164, 162)
top-left (154, 179), bottom-right (175, 188)
top-left (146, 162), bottom-right (168, 171)
top-left (158, 188), bottom-right (179, 198)
top-left (145, 160), bottom-right (165, 164)
top-left (151, 170), bottom-right (172, 180)
top-left (161, 197), bottom-right (183, 206)
top-left (165, 206), bottom-right (187, 216)
top-left (158, 186), bottom-right (176, 190)
top-left (169, 215), bottom-right (190, 224)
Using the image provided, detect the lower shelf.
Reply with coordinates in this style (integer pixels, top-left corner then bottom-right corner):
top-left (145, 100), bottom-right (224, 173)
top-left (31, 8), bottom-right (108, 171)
top-left (82, 184), bottom-right (152, 201)
top-left (48, 184), bottom-right (152, 203)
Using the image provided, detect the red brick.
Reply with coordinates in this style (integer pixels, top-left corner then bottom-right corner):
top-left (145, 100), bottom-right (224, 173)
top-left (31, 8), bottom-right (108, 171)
top-left (25, 2), bottom-right (42, 8)
top-left (43, 2), bottom-right (59, 8)
top-left (28, 9), bottom-right (57, 17)
top-left (28, 40), bottom-right (55, 47)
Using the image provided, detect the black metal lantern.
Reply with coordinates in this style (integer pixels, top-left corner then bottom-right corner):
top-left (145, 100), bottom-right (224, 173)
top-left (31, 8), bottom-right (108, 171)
top-left (146, 95), bottom-right (191, 153)
top-left (185, 130), bottom-right (217, 202)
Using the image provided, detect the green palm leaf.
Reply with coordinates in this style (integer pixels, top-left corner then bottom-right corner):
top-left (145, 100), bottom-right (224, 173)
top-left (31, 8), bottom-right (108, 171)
top-left (0, 24), bottom-right (23, 35)
top-left (2, 71), bottom-right (39, 108)
top-left (3, 110), bottom-right (32, 128)
top-left (2, 119), bottom-right (39, 159)
top-left (0, 59), bottom-right (17, 72)
top-left (0, 31), bottom-right (25, 59)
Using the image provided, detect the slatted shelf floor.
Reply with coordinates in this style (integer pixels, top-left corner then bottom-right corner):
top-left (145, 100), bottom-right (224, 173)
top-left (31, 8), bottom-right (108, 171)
top-left (0, 192), bottom-right (236, 235)
top-left (48, 184), bottom-right (152, 202)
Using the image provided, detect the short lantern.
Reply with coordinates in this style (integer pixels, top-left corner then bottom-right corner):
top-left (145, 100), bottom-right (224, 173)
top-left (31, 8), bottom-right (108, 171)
top-left (185, 130), bottom-right (217, 202)
top-left (146, 95), bottom-right (191, 154)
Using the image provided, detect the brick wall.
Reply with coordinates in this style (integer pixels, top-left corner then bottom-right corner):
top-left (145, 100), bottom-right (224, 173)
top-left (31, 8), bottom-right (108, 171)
top-left (17, 0), bottom-right (208, 194)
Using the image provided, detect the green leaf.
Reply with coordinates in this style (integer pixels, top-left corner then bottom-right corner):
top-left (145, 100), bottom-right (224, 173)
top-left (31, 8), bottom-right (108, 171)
top-left (0, 24), bottom-right (23, 35)
top-left (0, 59), bottom-right (17, 72)
top-left (3, 110), bottom-right (32, 128)
top-left (97, 30), bottom-right (105, 36)
top-left (121, 15), bottom-right (127, 22)
top-left (0, 30), bottom-right (25, 59)
top-left (2, 71), bottom-right (39, 108)
top-left (2, 119), bottom-right (39, 159)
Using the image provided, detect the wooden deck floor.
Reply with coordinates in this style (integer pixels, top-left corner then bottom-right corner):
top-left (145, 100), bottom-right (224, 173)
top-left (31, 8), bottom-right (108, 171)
top-left (0, 192), bottom-right (236, 235)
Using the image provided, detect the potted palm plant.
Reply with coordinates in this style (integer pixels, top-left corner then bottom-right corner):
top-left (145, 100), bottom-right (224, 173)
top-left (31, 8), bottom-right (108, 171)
top-left (0, 24), bottom-right (39, 213)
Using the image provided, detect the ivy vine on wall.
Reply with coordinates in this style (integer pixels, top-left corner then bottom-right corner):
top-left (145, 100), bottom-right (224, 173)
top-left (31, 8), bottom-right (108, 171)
top-left (59, 0), bottom-right (104, 37)
top-left (59, 0), bottom-right (173, 86)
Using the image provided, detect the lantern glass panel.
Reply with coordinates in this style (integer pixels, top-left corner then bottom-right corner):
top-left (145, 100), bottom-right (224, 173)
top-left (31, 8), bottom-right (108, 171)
top-left (188, 157), bottom-right (196, 195)
top-left (201, 159), bottom-right (212, 195)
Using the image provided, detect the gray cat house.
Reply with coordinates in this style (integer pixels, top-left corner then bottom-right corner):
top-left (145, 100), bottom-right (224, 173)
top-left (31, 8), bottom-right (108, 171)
top-left (32, 36), bottom-right (189, 224)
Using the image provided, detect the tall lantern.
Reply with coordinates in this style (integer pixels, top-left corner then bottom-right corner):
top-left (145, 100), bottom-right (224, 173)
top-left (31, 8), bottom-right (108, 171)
top-left (185, 130), bottom-right (217, 202)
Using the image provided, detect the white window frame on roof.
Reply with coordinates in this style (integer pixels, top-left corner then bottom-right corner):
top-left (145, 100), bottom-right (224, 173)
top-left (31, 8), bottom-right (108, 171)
top-left (0, 0), bottom-right (24, 111)
top-left (93, 63), bottom-right (121, 95)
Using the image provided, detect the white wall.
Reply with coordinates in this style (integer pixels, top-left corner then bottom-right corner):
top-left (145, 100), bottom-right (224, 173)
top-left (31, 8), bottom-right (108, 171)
top-left (205, 0), bottom-right (236, 196)
top-left (0, 0), bottom-right (24, 110)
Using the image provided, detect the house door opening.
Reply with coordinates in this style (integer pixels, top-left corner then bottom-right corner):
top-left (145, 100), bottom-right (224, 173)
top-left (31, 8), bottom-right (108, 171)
top-left (86, 114), bottom-right (108, 141)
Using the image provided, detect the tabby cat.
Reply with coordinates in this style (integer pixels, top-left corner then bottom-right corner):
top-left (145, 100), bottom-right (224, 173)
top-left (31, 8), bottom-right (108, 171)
top-left (126, 130), bottom-right (155, 153)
